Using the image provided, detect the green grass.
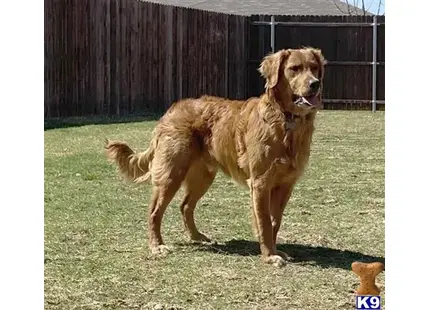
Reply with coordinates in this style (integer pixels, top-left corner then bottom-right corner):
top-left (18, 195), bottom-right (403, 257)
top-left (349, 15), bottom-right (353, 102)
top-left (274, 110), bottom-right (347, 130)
top-left (44, 111), bottom-right (385, 310)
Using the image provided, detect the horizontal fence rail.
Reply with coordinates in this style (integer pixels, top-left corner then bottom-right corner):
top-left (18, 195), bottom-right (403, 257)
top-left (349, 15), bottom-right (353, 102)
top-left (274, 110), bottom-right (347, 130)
top-left (323, 99), bottom-right (385, 104)
top-left (248, 60), bottom-right (385, 66)
top-left (251, 21), bottom-right (385, 27)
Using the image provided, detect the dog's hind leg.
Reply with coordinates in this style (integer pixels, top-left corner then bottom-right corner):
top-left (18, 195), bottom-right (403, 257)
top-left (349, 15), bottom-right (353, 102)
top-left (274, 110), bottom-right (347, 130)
top-left (179, 159), bottom-right (216, 242)
top-left (147, 135), bottom-right (197, 255)
top-left (147, 182), bottom-right (181, 255)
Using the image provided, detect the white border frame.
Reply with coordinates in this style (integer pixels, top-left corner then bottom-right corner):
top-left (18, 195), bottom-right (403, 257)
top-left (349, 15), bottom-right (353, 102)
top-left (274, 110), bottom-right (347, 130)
top-left (0, 1), bottom-right (44, 309)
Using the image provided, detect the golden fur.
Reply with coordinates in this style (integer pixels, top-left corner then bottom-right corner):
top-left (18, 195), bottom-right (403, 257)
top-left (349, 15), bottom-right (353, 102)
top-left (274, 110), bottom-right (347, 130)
top-left (105, 47), bottom-right (326, 267)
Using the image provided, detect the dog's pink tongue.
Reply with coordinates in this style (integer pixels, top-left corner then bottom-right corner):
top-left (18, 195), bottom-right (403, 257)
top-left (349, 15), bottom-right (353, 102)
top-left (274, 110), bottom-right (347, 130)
top-left (303, 95), bottom-right (319, 106)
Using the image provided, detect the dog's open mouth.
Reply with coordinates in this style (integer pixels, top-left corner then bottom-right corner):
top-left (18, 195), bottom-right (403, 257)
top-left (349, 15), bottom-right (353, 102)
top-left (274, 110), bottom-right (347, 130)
top-left (293, 94), bottom-right (320, 107)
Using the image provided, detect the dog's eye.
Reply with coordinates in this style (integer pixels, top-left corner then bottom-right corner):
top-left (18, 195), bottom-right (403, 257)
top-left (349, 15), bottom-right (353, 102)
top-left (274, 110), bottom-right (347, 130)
top-left (289, 65), bottom-right (301, 72)
top-left (310, 65), bottom-right (319, 72)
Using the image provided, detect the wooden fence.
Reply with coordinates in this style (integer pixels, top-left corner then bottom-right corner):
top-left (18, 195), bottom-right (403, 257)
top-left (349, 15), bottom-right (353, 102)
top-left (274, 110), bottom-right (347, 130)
top-left (44, 0), bottom-right (385, 117)
top-left (44, 0), bottom-right (248, 117)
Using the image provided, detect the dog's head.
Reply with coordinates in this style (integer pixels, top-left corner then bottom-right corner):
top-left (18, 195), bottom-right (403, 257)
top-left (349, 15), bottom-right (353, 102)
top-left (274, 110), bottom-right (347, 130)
top-left (258, 47), bottom-right (327, 114)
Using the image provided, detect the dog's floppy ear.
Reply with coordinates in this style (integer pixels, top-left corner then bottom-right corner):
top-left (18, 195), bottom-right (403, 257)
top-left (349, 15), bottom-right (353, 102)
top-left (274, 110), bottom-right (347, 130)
top-left (258, 49), bottom-right (291, 89)
top-left (307, 47), bottom-right (327, 79)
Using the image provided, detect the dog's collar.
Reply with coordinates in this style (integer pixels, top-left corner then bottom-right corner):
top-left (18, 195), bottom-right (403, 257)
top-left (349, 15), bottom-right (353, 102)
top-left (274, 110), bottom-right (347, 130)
top-left (284, 112), bottom-right (301, 130)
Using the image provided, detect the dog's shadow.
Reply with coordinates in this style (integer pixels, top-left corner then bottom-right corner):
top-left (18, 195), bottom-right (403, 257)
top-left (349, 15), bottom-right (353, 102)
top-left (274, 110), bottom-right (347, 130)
top-left (176, 239), bottom-right (385, 270)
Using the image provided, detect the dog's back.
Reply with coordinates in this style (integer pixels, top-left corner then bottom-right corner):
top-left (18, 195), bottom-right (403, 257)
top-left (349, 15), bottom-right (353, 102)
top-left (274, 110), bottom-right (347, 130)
top-left (154, 95), bottom-right (253, 185)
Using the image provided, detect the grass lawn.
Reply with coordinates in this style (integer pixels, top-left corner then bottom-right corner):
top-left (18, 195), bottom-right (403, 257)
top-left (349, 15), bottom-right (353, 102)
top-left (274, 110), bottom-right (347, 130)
top-left (44, 111), bottom-right (385, 310)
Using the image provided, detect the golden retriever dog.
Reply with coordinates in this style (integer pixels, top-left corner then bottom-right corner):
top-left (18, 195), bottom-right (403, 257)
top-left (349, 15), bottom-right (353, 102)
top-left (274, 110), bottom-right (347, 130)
top-left (105, 47), bottom-right (326, 267)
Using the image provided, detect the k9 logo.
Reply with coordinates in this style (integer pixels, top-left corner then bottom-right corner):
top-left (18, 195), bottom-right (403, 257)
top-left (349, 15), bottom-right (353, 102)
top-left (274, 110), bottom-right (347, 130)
top-left (356, 295), bottom-right (381, 309)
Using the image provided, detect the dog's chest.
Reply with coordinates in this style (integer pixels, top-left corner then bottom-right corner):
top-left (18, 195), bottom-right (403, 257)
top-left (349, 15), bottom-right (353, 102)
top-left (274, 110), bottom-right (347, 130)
top-left (274, 122), bottom-right (315, 180)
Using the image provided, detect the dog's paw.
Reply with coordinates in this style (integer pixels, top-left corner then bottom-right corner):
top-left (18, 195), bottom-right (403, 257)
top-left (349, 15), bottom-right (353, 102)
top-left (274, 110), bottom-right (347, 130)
top-left (190, 233), bottom-right (212, 244)
top-left (276, 249), bottom-right (294, 262)
top-left (150, 244), bottom-right (172, 256)
top-left (263, 254), bottom-right (287, 268)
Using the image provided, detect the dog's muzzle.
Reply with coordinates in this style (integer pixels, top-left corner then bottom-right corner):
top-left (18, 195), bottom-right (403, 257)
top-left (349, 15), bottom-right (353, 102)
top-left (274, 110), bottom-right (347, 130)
top-left (293, 92), bottom-right (321, 107)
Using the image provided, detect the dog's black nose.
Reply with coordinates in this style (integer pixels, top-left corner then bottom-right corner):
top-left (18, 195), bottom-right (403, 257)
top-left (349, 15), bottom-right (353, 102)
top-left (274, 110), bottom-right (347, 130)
top-left (309, 79), bottom-right (320, 92)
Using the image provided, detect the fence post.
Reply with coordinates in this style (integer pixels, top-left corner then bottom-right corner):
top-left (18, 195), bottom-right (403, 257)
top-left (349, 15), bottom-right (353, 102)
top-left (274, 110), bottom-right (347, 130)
top-left (225, 16), bottom-right (229, 98)
top-left (270, 15), bottom-right (275, 52)
top-left (177, 9), bottom-right (183, 100)
top-left (165, 6), bottom-right (174, 109)
top-left (371, 15), bottom-right (378, 113)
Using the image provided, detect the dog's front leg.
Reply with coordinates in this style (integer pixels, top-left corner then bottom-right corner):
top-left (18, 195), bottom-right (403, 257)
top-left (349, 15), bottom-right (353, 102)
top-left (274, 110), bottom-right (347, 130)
top-left (251, 179), bottom-right (286, 267)
top-left (270, 184), bottom-right (294, 261)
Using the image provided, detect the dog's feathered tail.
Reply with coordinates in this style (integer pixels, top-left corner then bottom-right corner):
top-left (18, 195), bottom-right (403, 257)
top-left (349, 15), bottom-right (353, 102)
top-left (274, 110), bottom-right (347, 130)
top-left (104, 136), bottom-right (157, 184)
